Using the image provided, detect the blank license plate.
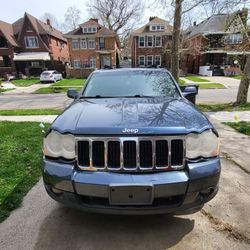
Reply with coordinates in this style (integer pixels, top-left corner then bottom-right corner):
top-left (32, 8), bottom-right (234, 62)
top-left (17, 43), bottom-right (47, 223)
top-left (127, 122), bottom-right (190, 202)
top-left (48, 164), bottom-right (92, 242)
top-left (109, 185), bottom-right (153, 205)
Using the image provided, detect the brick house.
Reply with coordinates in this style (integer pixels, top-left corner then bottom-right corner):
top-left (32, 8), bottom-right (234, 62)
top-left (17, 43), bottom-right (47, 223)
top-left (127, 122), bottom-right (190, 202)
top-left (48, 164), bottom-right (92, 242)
top-left (64, 18), bottom-right (120, 70)
top-left (0, 12), bottom-right (69, 77)
top-left (182, 9), bottom-right (250, 76)
top-left (130, 17), bottom-right (173, 68)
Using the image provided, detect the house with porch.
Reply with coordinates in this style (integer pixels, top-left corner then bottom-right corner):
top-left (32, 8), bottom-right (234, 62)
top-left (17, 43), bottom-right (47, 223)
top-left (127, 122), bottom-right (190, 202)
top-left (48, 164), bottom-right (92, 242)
top-left (0, 12), bottom-right (69, 77)
top-left (64, 18), bottom-right (120, 70)
top-left (130, 17), bottom-right (173, 68)
top-left (182, 9), bottom-right (250, 76)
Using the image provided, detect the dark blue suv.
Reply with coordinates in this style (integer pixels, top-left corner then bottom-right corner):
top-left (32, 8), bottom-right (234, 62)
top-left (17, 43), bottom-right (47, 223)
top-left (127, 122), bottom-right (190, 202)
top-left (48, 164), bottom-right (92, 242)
top-left (42, 68), bottom-right (220, 214)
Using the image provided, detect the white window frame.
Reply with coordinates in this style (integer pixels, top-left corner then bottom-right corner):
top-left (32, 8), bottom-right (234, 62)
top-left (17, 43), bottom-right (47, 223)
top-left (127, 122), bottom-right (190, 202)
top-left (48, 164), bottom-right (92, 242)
top-left (147, 36), bottom-right (153, 47)
top-left (24, 36), bottom-right (39, 48)
top-left (147, 55), bottom-right (153, 66)
top-left (155, 55), bottom-right (161, 66)
top-left (88, 38), bottom-right (95, 49)
top-left (90, 57), bottom-right (96, 68)
top-left (224, 33), bottom-right (243, 44)
top-left (138, 55), bottom-right (145, 66)
top-left (80, 38), bottom-right (87, 49)
top-left (73, 59), bottom-right (81, 68)
top-left (72, 39), bottom-right (79, 50)
top-left (155, 36), bottom-right (162, 47)
top-left (138, 36), bottom-right (145, 48)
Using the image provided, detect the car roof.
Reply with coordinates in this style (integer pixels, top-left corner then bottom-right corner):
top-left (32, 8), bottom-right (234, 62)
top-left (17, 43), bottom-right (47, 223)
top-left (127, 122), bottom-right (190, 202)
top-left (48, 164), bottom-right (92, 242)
top-left (93, 68), bottom-right (170, 74)
top-left (42, 70), bottom-right (56, 73)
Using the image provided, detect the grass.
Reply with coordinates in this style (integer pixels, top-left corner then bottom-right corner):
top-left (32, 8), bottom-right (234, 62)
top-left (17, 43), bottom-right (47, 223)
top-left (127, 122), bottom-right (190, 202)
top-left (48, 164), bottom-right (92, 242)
top-left (197, 83), bottom-right (225, 89)
top-left (228, 75), bottom-right (242, 80)
top-left (225, 121), bottom-right (250, 136)
top-left (0, 88), bottom-right (15, 93)
top-left (0, 109), bottom-right (62, 116)
top-left (12, 77), bottom-right (40, 87)
top-left (0, 121), bottom-right (49, 222)
top-left (185, 75), bottom-right (210, 82)
top-left (178, 79), bottom-right (186, 85)
top-left (34, 78), bottom-right (85, 94)
top-left (197, 102), bottom-right (250, 112)
top-left (34, 86), bottom-right (82, 94)
top-left (52, 78), bottom-right (85, 87)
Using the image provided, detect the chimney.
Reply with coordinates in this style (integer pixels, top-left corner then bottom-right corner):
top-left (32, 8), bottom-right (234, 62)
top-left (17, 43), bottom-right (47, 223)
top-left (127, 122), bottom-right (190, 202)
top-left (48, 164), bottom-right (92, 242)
top-left (149, 16), bottom-right (156, 22)
top-left (193, 21), bottom-right (197, 26)
top-left (46, 19), bottom-right (51, 26)
top-left (90, 18), bottom-right (98, 23)
top-left (239, 8), bottom-right (248, 25)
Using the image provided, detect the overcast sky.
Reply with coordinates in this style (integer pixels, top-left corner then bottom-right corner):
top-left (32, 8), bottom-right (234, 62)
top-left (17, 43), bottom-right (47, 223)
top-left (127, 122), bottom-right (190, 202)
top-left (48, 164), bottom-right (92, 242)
top-left (0, 0), bottom-right (165, 26)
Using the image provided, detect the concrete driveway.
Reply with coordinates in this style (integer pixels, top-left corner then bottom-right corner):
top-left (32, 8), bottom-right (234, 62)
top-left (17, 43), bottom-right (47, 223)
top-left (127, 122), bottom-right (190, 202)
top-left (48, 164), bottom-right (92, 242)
top-left (0, 119), bottom-right (250, 250)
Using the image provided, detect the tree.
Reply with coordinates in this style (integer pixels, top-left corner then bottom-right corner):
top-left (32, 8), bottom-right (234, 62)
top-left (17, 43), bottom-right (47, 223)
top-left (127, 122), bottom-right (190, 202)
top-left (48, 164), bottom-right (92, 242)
top-left (63, 6), bottom-right (81, 32)
top-left (236, 56), bottom-right (250, 105)
top-left (87, 0), bottom-right (144, 35)
top-left (40, 13), bottom-right (61, 30)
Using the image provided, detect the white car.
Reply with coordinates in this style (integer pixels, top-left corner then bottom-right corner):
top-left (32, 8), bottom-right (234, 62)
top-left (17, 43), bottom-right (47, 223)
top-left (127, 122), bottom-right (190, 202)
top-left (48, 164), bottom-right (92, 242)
top-left (40, 70), bottom-right (63, 83)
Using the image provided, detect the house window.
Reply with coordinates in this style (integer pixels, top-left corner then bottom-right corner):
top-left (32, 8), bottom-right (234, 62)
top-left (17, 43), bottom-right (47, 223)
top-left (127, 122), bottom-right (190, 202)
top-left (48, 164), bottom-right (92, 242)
top-left (88, 38), bottom-right (95, 49)
top-left (155, 55), bottom-right (161, 66)
top-left (155, 36), bottom-right (162, 47)
top-left (139, 36), bottom-right (145, 47)
top-left (90, 58), bottom-right (96, 68)
top-left (24, 36), bottom-right (39, 48)
top-left (138, 55), bottom-right (145, 66)
top-left (73, 59), bottom-right (81, 68)
top-left (31, 61), bottom-right (40, 67)
top-left (99, 37), bottom-right (105, 50)
top-left (147, 55), bottom-right (153, 66)
top-left (72, 39), bottom-right (79, 50)
top-left (83, 27), bottom-right (88, 33)
top-left (160, 25), bottom-right (165, 30)
top-left (224, 33), bottom-right (243, 44)
top-left (150, 25), bottom-right (165, 31)
top-left (147, 36), bottom-right (153, 47)
top-left (80, 39), bottom-right (87, 49)
top-left (83, 27), bottom-right (97, 33)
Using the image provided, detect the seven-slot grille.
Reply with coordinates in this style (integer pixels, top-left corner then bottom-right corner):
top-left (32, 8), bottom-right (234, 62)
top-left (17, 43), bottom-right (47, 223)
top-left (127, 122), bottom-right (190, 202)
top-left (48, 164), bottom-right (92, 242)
top-left (77, 137), bottom-right (185, 171)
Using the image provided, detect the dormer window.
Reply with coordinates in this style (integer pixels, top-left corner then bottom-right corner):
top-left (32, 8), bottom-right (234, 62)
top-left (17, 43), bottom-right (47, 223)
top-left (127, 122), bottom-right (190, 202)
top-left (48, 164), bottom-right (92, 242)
top-left (150, 25), bottom-right (165, 31)
top-left (83, 26), bottom-right (97, 33)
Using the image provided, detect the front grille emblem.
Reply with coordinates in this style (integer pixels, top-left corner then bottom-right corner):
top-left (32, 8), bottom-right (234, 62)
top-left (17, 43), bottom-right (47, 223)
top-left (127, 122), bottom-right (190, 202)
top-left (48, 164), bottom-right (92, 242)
top-left (122, 128), bottom-right (139, 134)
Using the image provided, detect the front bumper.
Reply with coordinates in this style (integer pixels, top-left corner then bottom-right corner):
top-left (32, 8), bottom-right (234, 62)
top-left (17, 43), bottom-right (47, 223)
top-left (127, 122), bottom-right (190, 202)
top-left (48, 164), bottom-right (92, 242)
top-left (42, 158), bottom-right (221, 215)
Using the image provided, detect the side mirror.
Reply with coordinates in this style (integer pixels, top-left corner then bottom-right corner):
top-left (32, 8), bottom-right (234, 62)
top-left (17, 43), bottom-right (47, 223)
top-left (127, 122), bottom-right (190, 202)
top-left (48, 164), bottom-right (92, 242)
top-left (67, 88), bottom-right (79, 99)
top-left (181, 85), bottom-right (199, 104)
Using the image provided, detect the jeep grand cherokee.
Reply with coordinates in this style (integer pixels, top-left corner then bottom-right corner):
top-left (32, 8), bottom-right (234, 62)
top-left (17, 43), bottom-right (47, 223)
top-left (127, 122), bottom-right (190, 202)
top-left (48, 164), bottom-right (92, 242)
top-left (42, 68), bottom-right (220, 214)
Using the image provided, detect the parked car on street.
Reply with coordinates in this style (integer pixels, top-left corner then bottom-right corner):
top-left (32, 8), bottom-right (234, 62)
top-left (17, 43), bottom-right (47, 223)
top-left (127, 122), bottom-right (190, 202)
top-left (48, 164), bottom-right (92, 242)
top-left (40, 70), bottom-right (62, 83)
top-left (42, 68), bottom-right (221, 215)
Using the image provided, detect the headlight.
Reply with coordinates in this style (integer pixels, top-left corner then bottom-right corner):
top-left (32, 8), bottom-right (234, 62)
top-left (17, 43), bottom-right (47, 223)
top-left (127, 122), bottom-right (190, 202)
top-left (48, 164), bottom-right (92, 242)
top-left (186, 130), bottom-right (220, 159)
top-left (43, 130), bottom-right (76, 159)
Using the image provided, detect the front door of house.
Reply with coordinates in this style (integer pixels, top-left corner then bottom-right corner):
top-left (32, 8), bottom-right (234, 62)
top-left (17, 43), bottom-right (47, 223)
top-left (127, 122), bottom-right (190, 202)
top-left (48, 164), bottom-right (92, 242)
top-left (101, 55), bottom-right (111, 68)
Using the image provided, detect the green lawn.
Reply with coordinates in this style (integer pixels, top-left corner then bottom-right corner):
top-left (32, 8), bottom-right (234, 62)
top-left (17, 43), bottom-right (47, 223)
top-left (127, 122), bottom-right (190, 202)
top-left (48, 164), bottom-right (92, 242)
top-left (197, 83), bottom-right (225, 89)
top-left (0, 121), bottom-right (49, 222)
top-left (0, 88), bottom-right (15, 93)
top-left (34, 86), bottom-right (82, 94)
top-left (228, 75), bottom-right (242, 80)
top-left (52, 78), bottom-right (85, 87)
top-left (0, 109), bottom-right (62, 116)
top-left (178, 79), bottom-right (186, 85)
top-left (225, 121), bottom-right (250, 136)
top-left (197, 103), bottom-right (250, 112)
top-left (12, 77), bottom-right (40, 87)
top-left (185, 75), bottom-right (210, 82)
top-left (34, 78), bottom-right (85, 94)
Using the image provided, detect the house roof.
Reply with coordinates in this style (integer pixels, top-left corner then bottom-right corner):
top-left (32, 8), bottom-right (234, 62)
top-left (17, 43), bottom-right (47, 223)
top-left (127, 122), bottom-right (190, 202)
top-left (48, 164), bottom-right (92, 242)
top-left (0, 12), bottom-right (66, 48)
top-left (0, 20), bottom-right (19, 47)
top-left (183, 12), bottom-right (240, 40)
top-left (131, 16), bottom-right (173, 35)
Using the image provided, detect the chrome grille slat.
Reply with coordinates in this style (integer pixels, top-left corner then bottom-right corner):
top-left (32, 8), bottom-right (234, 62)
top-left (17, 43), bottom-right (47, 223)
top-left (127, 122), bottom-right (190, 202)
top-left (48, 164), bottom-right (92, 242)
top-left (77, 136), bottom-right (185, 171)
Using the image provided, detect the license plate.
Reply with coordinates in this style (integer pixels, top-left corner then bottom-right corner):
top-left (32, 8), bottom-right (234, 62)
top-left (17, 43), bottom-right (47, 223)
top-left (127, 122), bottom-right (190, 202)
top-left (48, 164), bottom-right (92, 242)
top-left (109, 185), bottom-right (153, 205)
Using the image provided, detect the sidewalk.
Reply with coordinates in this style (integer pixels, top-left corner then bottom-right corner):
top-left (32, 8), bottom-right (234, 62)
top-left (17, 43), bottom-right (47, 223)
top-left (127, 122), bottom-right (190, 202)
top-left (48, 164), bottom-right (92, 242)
top-left (0, 115), bottom-right (57, 123)
top-left (206, 111), bottom-right (250, 122)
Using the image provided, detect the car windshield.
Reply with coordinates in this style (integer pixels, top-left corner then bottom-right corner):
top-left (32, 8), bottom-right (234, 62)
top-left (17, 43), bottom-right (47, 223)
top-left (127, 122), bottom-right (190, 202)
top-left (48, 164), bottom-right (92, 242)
top-left (83, 70), bottom-right (180, 98)
top-left (41, 72), bottom-right (51, 75)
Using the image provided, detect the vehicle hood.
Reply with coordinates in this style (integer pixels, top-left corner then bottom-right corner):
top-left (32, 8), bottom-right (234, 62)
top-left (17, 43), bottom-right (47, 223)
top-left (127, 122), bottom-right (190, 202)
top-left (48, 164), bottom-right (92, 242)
top-left (51, 97), bottom-right (213, 135)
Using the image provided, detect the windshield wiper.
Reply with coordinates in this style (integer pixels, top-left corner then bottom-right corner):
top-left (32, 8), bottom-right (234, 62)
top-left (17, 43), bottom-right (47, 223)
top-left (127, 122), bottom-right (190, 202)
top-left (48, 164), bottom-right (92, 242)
top-left (80, 95), bottom-right (115, 98)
